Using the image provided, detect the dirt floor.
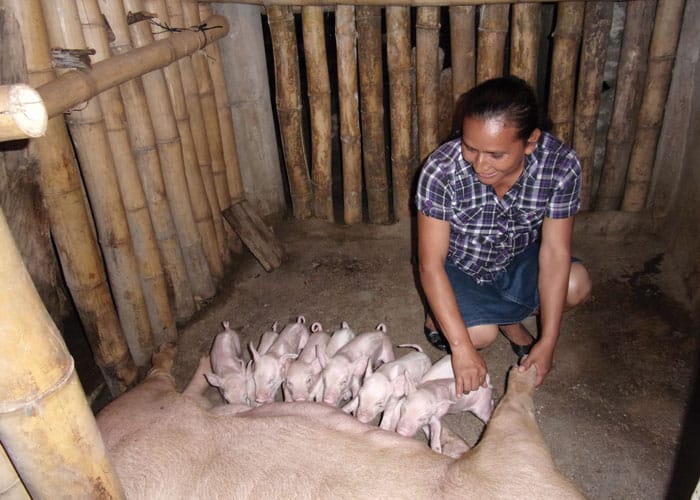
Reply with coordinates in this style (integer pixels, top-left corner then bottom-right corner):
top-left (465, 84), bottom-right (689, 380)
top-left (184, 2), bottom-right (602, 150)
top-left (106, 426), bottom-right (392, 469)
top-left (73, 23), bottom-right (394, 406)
top-left (136, 213), bottom-right (697, 500)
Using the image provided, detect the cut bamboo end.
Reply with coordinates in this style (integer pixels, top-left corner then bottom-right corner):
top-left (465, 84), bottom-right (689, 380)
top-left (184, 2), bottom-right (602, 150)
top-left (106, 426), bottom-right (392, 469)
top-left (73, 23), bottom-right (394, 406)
top-left (0, 84), bottom-right (48, 141)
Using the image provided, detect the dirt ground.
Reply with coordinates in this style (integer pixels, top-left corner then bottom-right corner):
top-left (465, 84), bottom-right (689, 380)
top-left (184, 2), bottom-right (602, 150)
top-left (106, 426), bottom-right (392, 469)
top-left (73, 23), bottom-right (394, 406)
top-left (157, 213), bottom-right (698, 500)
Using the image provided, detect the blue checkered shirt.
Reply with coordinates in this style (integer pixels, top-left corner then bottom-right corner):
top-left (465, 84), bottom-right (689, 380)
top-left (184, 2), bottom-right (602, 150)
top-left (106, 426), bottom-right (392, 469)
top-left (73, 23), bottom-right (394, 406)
top-left (415, 131), bottom-right (581, 284)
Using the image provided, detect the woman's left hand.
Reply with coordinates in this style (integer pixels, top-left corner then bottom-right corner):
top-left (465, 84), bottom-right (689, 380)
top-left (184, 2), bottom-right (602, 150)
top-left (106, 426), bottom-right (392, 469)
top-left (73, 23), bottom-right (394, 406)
top-left (518, 342), bottom-right (554, 386)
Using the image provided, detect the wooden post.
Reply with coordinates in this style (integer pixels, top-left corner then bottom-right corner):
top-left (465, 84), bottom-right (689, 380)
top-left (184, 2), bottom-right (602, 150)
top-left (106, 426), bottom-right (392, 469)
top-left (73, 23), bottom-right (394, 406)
top-left (0, 445), bottom-right (30, 499)
top-left (301, 6), bottom-right (334, 221)
top-left (622, 0), bottom-right (686, 212)
top-left (596, 0), bottom-right (657, 210)
top-left (438, 64), bottom-right (453, 142)
top-left (8, 0), bottom-right (137, 394)
top-left (449, 5), bottom-right (476, 106)
top-left (548, 2), bottom-right (584, 144)
top-left (357, 5), bottom-right (390, 223)
top-left (510, 3), bottom-right (541, 89)
top-left (41, 0), bottom-right (156, 367)
top-left (77, 0), bottom-right (177, 347)
top-left (267, 5), bottom-right (313, 219)
top-left (416, 6), bottom-right (441, 163)
top-left (124, 0), bottom-right (216, 303)
top-left (573, 1), bottom-right (613, 210)
top-left (477, 4), bottom-right (509, 84)
top-left (386, 6), bottom-right (414, 221)
top-left (335, 5), bottom-right (363, 224)
top-left (0, 206), bottom-right (124, 499)
top-left (98, 0), bottom-right (197, 322)
top-left (0, 84), bottom-right (47, 141)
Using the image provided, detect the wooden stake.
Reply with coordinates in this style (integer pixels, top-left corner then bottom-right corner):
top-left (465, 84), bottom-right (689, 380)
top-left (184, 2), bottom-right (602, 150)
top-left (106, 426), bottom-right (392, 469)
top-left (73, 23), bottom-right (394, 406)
top-left (510, 3), bottom-right (541, 89)
top-left (357, 5), bottom-right (390, 223)
top-left (477, 4), bottom-right (509, 84)
top-left (336, 5), bottom-right (362, 224)
top-left (573, 1), bottom-right (613, 210)
top-left (449, 5), bottom-right (476, 107)
top-left (416, 6), bottom-right (440, 163)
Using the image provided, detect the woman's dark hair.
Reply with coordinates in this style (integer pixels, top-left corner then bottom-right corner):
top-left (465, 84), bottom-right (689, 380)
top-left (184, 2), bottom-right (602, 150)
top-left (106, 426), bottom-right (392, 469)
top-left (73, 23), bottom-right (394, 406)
top-left (453, 75), bottom-right (542, 141)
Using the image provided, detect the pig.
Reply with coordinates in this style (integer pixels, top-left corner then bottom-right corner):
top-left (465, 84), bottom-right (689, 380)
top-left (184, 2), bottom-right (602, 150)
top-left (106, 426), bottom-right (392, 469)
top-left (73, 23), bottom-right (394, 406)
top-left (256, 321), bottom-right (280, 355)
top-left (283, 322), bottom-right (330, 402)
top-left (318, 323), bottom-right (395, 407)
top-left (325, 321), bottom-right (356, 356)
top-left (342, 344), bottom-right (431, 430)
top-left (98, 343), bottom-right (586, 499)
top-left (203, 321), bottom-right (254, 405)
top-left (395, 375), bottom-right (495, 454)
top-left (250, 315), bottom-right (309, 404)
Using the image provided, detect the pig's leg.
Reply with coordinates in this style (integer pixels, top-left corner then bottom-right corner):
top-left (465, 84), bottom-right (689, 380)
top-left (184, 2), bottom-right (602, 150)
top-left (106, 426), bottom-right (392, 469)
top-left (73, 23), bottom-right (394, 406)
top-left (182, 355), bottom-right (216, 409)
top-left (379, 398), bottom-right (401, 431)
top-left (428, 416), bottom-right (443, 454)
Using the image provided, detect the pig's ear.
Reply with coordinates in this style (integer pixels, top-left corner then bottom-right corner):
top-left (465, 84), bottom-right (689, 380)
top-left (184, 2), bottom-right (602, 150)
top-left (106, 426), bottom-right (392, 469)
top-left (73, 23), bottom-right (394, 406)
top-left (342, 397), bottom-right (359, 414)
top-left (434, 398), bottom-right (453, 415)
top-left (245, 360), bottom-right (253, 377)
top-left (249, 342), bottom-right (260, 361)
top-left (280, 353), bottom-right (298, 370)
top-left (404, 372), bottom-right (417, 395)
top-left (204, 372), bottom-right (222, 388)
top-left (364, 360), bottom-right (373, 380)
top-left (391, 369), bottom-right (408, 397)
top-left (316, 345), bottom-right (329, 368)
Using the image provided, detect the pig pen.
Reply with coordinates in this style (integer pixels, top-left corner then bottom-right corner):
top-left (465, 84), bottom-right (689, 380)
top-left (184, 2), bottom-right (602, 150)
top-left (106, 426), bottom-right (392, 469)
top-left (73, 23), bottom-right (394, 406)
top-left (145, 213), bottom-right (699, 500)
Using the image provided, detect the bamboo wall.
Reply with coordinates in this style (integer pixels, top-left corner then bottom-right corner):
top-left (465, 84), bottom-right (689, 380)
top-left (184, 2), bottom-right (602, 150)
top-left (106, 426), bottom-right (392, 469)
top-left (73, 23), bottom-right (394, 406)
top-left (254, 0), bottom-right (685, 223)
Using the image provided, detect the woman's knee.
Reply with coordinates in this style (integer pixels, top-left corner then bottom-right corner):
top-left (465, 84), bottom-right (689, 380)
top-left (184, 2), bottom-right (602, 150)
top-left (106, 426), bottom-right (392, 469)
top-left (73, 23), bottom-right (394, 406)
top-left (468, 324), bottom-right (499, 349)
top-left (567, 262), bottom-right (592, 308)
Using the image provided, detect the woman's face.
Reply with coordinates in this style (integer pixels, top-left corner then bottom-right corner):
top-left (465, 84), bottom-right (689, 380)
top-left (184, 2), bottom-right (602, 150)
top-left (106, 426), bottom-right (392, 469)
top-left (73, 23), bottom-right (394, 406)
top-left (461, 116), bottom-right (540, 196)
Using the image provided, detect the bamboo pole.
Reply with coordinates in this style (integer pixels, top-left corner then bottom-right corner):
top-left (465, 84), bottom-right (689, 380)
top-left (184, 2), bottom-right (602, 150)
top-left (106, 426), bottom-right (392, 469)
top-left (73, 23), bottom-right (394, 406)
top-left (267, 5), bottom-right (313, 219)
top-left (7, 0), bottom-right (136, 394)
top-left (335, 5), bottom-right (362, 224)
top-left (476, 4), bottom-right (509, 84)
top-left (77, 0), bottom-right (177, 347)
top-left (0, 444), bottom-right (30, 499)
top-left (449, 5), bottom-right (476, 107)
top-left (386, 6), bottom-right (414, 221)
top-left (301, 5), bottom-right (334, 221)
top-left (622, 0), bottom-right (685, 212)
top-left (416, 6), bottom-right (440, 163)
top-left (596, 0), bottom-right (657, 210)
top-left (166, 0), bottom-right (229, 265)
top-left (438, 65), bottom-right (452, 142)
top-left (0, 84), bottom-right (47, 141)
top-left (203, 0), bottom-right (614, 5)
top-left (573, 1), bottom-right (613, 211)
top-left (98, 0), bottom-right (196, 323)
top-left (143, 0), bottom-right (224, 283)
top-left (510, 3), bottom-right (541, 89)
top-left (548, 2), bottom-right (584, 144)
top-left (124, 0), bottom-right (216, 303)
top-left (0, 206), bottom-right (124, 499)
top-left (42, 0), bottom-right (155, 367)
top-left (357, 5), bottom-right (390, 223)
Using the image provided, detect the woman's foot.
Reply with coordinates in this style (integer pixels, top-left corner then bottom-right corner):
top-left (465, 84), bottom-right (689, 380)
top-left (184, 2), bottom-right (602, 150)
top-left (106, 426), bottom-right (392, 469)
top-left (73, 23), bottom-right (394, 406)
top-left (424, 317), bottom-right (450, 352)
top-left (499, 323), bottom-right (536, 358)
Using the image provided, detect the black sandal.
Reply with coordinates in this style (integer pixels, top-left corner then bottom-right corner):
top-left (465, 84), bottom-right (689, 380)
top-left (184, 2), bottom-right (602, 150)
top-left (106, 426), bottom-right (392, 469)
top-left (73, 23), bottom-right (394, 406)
top-left (424, 326), bottom-right (450, 353)
top-left (499, 325), bottom-right (536, 358)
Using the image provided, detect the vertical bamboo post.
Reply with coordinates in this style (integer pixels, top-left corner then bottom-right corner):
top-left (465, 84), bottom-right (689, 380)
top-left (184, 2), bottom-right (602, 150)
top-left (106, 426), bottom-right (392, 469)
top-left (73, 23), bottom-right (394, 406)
top-left (0, 206), bottom-right (124, 499)
top-left (267, 5), bottom-right (313, 220)
top-left (548, 2), bottom-right (584, 144)
top-left (386, 6), bottom-right (414, 221)
top-left (7, 0), bottom-right (136, 394)
top-left (357, 5), bottom-right (390, 223)
top-left (335, 5), bottom-right (362, 225)
top-left (596, 0), bottom-right (657, 210)
top-left (416, 6), bottom-right (441, 164)
top-left (510, 3), bottom-right (541, 89)
top-left (438, 64), bottom-right (453, 142)
top-left (622, 0), bottom-right (686, 212)
top-left (166, 0), bottom-right (229, 265)
top-left (77, 0), bottom-right (177, 347)
top-left (143, 0), bottom-right (224, 283)
top-left (41, 0), bottom-right (155, 367)
top-left (97, 0), bottom-right (196, 322)
top-left (0, 444), bottom-right (30, 499)
top-left (123, 0), bottom-right (216, 302)
top-left (477, 4), bottom-right (509, 84)
top-left (573, 1), bottom-right (613, 211)
top-left (301, 6), bottom-right (334, 221)
top-left (449, 5), bottom-right (476, 107)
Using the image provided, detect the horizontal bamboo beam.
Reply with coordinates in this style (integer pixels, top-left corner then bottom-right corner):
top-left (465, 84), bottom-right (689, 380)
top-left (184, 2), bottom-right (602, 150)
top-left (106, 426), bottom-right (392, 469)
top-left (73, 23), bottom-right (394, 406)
top-left (0, 84), bottom-right (47, 140)
top-left (36, 15), bottom-right (228, 118)
top-left (204, 0), bottom-right (608, 5)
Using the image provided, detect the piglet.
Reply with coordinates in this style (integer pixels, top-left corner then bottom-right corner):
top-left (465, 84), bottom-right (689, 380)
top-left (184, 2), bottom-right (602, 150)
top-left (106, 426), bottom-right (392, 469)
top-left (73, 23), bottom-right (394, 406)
top-left (204, 321), bottom-right (254, 406)
top-left (318, 323), bottom-right (395, 407)
top-left (251, 315), bottom-right (310, 405)
top-left (343, 344), bottom-right (431, 430)
top-left (395, 375), bottom-right (494, 454)
top-left (283, 322), bottom-right (330, 402)
top-left (326, 321), bottom-right (356, 357)
top-left (256, 321), bottom-right (280, 355)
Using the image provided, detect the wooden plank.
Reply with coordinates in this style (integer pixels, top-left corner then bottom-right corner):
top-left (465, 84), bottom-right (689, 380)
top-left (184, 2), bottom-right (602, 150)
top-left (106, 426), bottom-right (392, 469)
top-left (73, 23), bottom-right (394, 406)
top-left (222, 201), bottom-right (286, 272)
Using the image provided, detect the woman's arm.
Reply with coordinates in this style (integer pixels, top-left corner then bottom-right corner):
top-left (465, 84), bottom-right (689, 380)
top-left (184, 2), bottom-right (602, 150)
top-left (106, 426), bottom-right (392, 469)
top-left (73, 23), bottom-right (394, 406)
top-left (417, 212), bottom-right (488, 394)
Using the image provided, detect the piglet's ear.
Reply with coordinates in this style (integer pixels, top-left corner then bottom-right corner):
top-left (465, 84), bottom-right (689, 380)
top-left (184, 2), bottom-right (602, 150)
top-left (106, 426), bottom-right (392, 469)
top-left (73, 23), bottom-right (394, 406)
top-left (316, 344), bottom-right (329, 369)
top-left (364, 360), bottom-right (373, 380)
top-left (404, 372), bottom-right (416, 395)
top-left (342, 397), bottom-right (359, 415)
top-left (204, 372), bottom-right (222, 388)
top-left (249, 342), bottom-right (260, 362)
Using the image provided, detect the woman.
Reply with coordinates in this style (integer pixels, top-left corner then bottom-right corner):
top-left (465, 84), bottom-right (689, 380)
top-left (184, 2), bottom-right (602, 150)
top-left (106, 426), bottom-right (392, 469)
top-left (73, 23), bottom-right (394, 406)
top-left (415, 76), bottom-right (591, 396)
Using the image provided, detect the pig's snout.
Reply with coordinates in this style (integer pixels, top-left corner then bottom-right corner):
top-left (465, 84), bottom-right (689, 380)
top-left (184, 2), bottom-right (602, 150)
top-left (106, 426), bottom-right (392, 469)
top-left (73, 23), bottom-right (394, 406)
top-left (395, 424), bottom-right (416, 437)
top-left (357, 413), bottom-right (374, 424)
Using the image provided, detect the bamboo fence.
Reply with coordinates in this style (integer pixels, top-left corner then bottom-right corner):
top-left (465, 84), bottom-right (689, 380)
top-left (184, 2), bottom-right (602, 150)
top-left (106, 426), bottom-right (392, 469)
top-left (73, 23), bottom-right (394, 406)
top-left (0, 83), bottom-right (47, 141)
top-left (416, 7), bottom-right (441, 164)
top-left (476, 4), bottom-right (509, 84)
top-left (449, 6), bottom-right (475, 108)
top-left (510, 3), bottom-right (540, 90)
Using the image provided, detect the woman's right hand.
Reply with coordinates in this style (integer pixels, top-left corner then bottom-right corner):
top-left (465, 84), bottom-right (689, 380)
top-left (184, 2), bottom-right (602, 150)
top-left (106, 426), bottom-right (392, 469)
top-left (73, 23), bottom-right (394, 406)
top-left (450, 345), bottom-right (488, 396)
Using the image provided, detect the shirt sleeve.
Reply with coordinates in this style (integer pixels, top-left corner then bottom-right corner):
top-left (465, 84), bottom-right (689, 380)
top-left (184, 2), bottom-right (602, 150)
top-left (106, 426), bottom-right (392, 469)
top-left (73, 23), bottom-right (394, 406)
top-left (545, 151), bottom-right (582, 219)
top-left (414, 152), bottom-right (454, 221)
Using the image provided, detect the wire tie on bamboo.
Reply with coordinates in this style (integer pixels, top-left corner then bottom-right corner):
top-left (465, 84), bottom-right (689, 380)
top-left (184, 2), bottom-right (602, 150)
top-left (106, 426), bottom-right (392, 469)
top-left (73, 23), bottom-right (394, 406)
top-left (0, 358), bottom-right (75, 416)
top-left (50, 48), bottom-right (96, 69)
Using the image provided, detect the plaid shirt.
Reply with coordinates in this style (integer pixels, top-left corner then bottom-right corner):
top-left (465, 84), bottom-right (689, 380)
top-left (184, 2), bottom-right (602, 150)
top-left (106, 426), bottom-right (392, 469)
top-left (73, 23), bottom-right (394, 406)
top-left (415, 131), bottom-right (581, 284)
